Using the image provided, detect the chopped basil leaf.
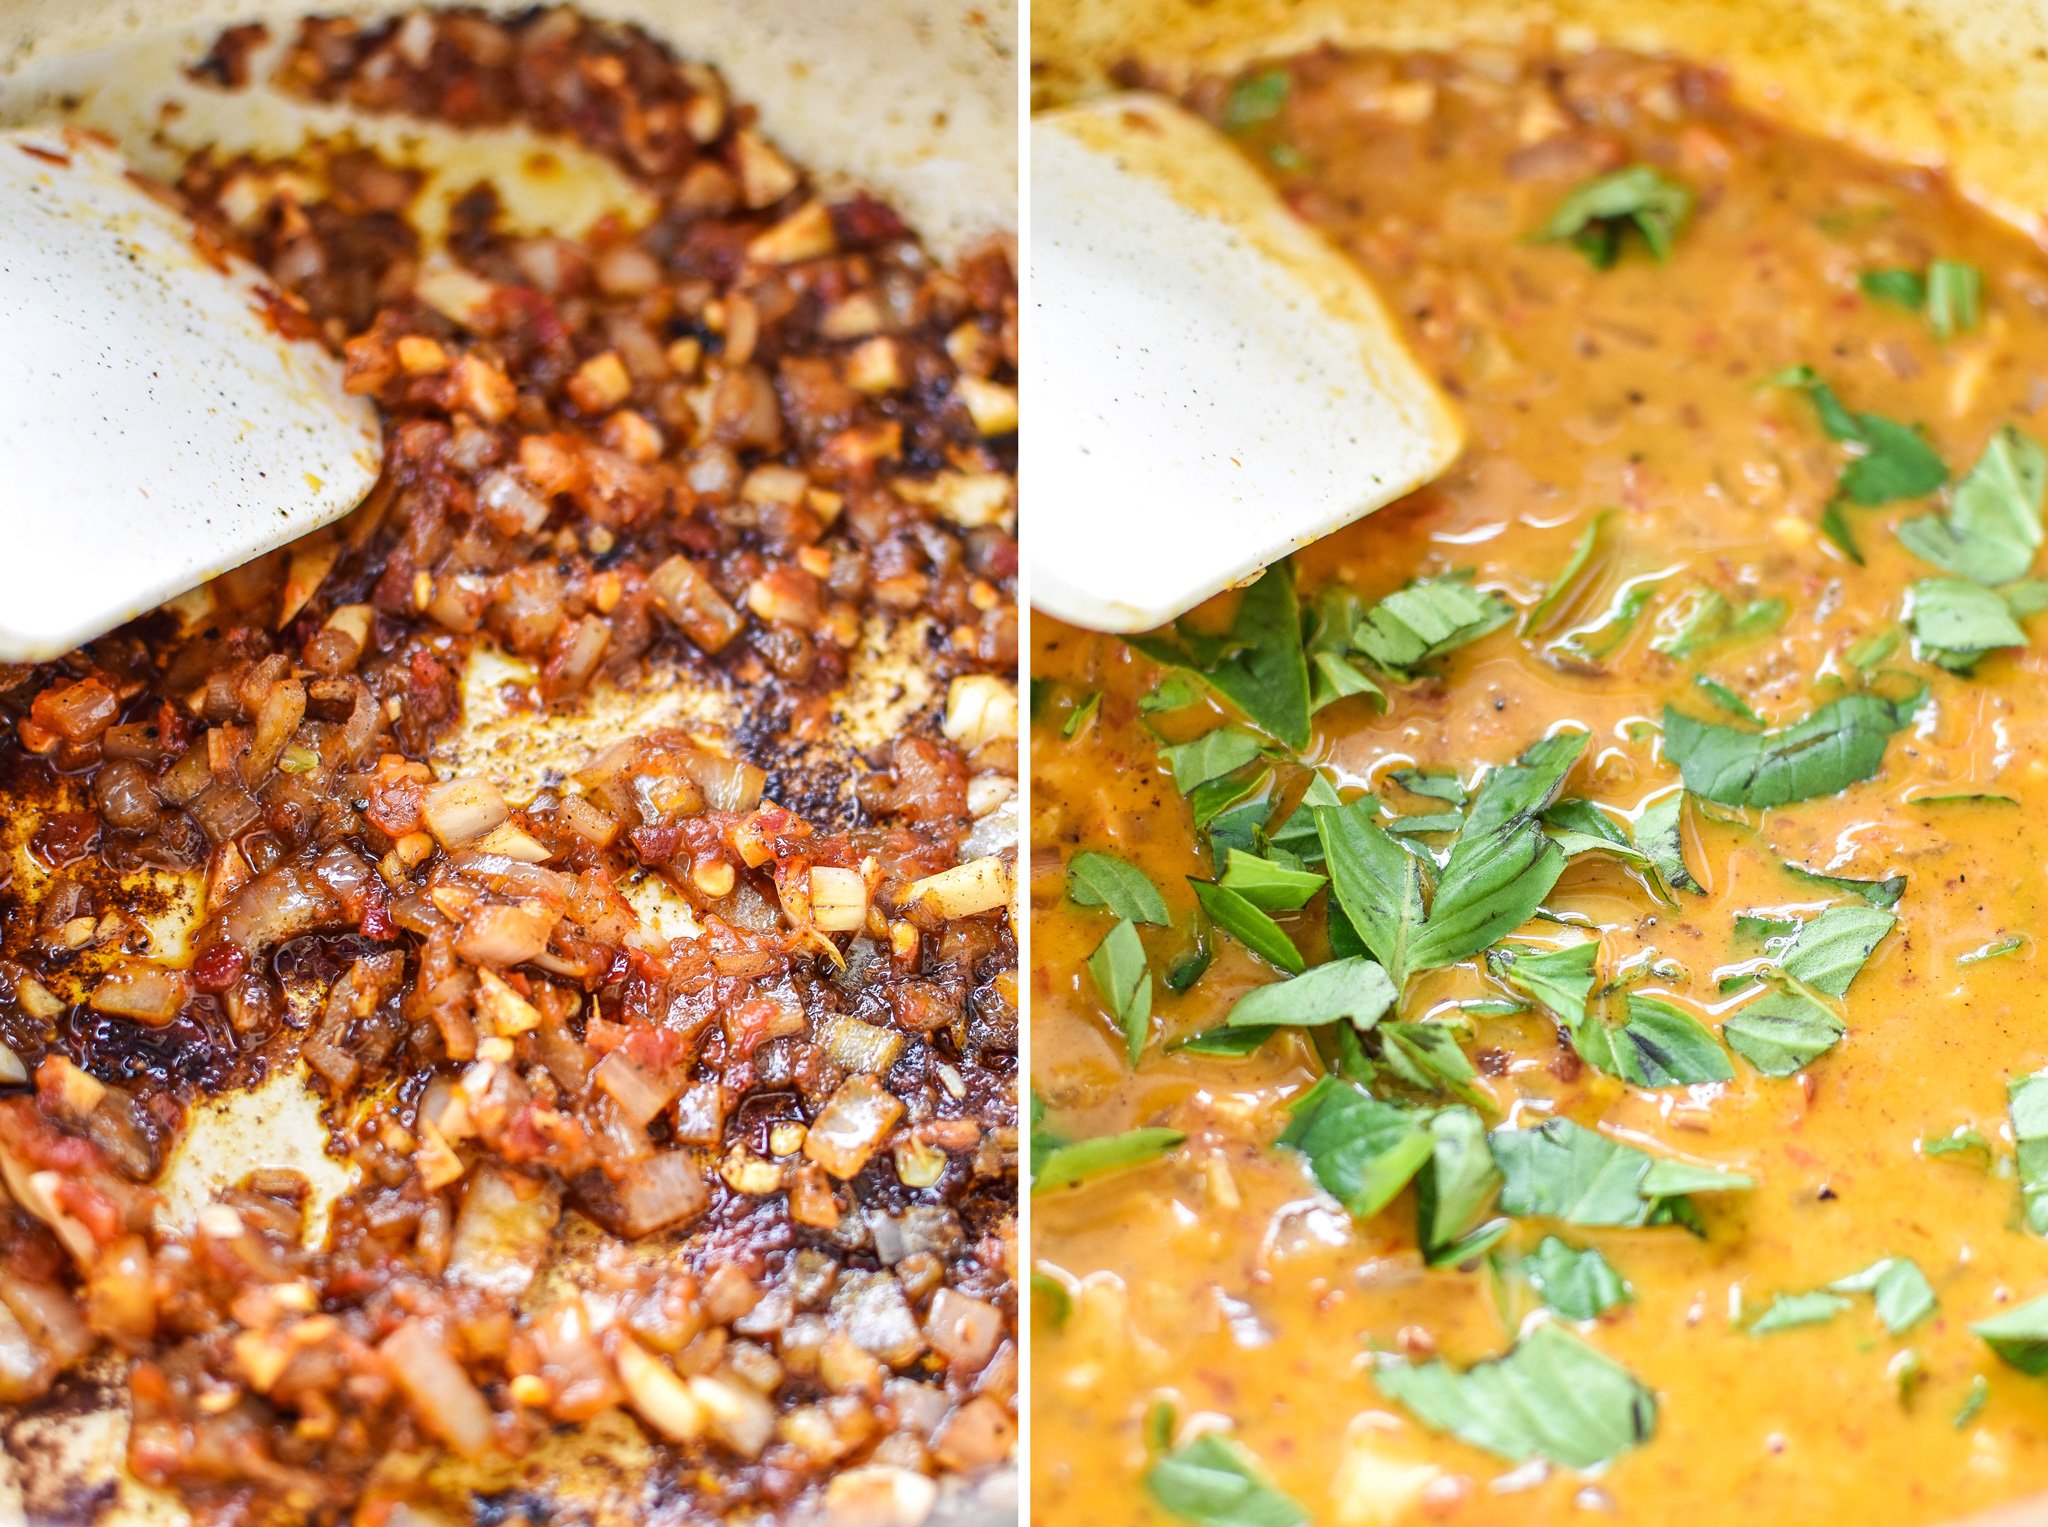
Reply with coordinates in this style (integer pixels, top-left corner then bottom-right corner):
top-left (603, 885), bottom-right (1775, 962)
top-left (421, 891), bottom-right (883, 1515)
top-left (1927, 258), bottom-right (1984, 340)
top-left (1355, 575), bottom-right (1513, 677)
top-left (1197, 771), bottom-right (1277, 857)
top-left (1402, 731), bottom-right (1586, 973)
top-left (1830, 1256), bottom-right (1938, 1335)
top-left (1846, 627), bottom-right (1903, 669)
top-left (1418, 1106), bottom-right (1504, 1262)
top-left (1694, 675), bottom-right (1763, 723)
top-left (1316, 799), bottom-right (1429, 987)
top-left (1130, 564), bottom-right (1313, 750)
top-left (1636, 789), bottom-right (1705, 895)
top-left (1539, 165), bottom-right (1692, 269)
top-left (1578, 993), bottom-right (1733, 1088)
top-left (1771, 365), bottom-right (1948, 506)
top-left (2009, 1069), bottom-right (2048, 1235)
top-left (1191, 880), bottom-right (1305, 976)
top-left (1173, 1024), bottom-right (1276, 1056)
top-left (1031, 1269), bottom-right (1073, 1329)
top-left (1379, 1021), bottom-right (1487, 1109)
top-left (1217, 848), bottom-right (1327, 911)
top-left (1524, 512), bottom-right (1613, 636)
top-left (1221, 69), bottom-right (1292, 134)
top-left (1145, 1433), bottom-right (1308, 1527)
top-left (1162, 727), bottom-right (1268, 793)
top-left (1140, 672), bottom-right (1204, 714)
top-left (1973, 1292), bottom-right (2048, 1375)
top-left (1523, 1236), bottom-right (1632, 1320)
top-left (1781, 860), bottom-right (1906, 908)
top-left (1907, 576), bottom-right (2028, 672)
top-left (1897, 426), bottom-right (2046, 585)
top-left (1224, 956), bottom-right (1396, 1030)
top-left (1062, 691), bottom-right (1102, 738)
top-left (1386, 809), bottom-right (1466, 837)
top-left (1960, 935), bottom-right (2026, 966)
top-left (1749, 1290), bottom-right (1850, 1334)
top-left (1778, 903), bottom-right (1895, 995)
top-left (1723, 980), bottom-right (1845, 1075)
top-left (1491, 1117), bottom-right (1752, 1227)
top-left (1088, 919), bottom-right (1153, 1065)
top-left (1278, 1076), bottom-right (1435, 1220)
top-left (1956, 1374), bottom-right (1991, 1427)
top-left (1662, 690), bottom-right (1922, 808)
top-left (1067, 851), bottom-right (1172, 926)
top-left (1923, 1126), bottom-right (1993, 1165)
top-left (1390, 768), bottom-right (1467, 805)
top-left (1860, 267), bottom-right (1927, 309)
top-left (1268, 773), bottom-right (1341, 866)
top-left (1487, 939), bottom-right (1596, 1025)
top-left (1304, 586), bottom-right (1390, 715)
top-left (1032, 1125), bottom-right (1185, 1195)
top-left (1375, 1321), bottom-right (1656, 1467)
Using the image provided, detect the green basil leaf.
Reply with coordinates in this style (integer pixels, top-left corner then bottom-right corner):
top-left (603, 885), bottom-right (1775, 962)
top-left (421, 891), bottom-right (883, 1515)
top-left (1221, 70), bottom-right (1292, 134)
top-left (1386, 809), bottom-right (1466, 837)
top-left (1781, 860), bottom-right (1906, 908)
top-left (1030, 1269), bottom-right (1073, 1329)
top-left (1956, 1374), bottom-right (1992, 1427)
top-left (1580, 994), bottom-right (1733, 1088)
top-left (1378, 1021), bottom-right (1487, 1108)
top-left (1750, 1291), bottom-right (1851, 1334)
top-left (1131, 564), bottom-right (1313, 750)
top-left (1539, 165), bottom-right (1691, 269)
top-left (1662, 691), bottom-right (1922, 808)
top-left (1523, 1236), bottom-right (1632, 1320)
top-left (1139, 673), bottom-right (1204, 714)
top-left (1723, 980), bottom-right (1845, 1076)
top-left (1486, 940), bottom-right (1597, 1025)
top-left (1830, 1257), bottom-right (1938, 1335)
top-left (1768, 364), bottom-right (1863, 443)
top-left (1390, 768), bottom-right (1467, 805)
top-left (1418, 1106), bottom-right (1503, 1261)
top-left (1316, 798), bottom-right (1428, 987)
top-left (1776, 903), bottom-right (1895, 995)
top-left (1191, 880), bottom-right (1305, 975)
top-left (1636, 789), bottom-right (1705, 895)
top-left (1375, 1321), bottom-right (1656, 1468)
top-left (1694, 675), bottom-right (1763, 723)
top-left (1355, 576), bottom-right (1512, 677)
top-left (1860, 267), bottom-right (1927, 309)
top-left (1927, 257), bottom-right (1984, 340)
top-left (1217, 848), bottom-right (1328, 911)
top-left (1923, 1126), bottom-right (1993, 1165)
top-left (1491, 1117), bottom-right (1751, 1227)
top-left (1161, 727), bottom-right (1267, 794)
top-left (1067, 851), bottom-right (1172, 926)
top-left (1062, 691), bottom-right (1102, 738)
top-left (1960, 935), bottom-right (2026, 966)
top-left (1033, 1126), bottom-right (1185, 1194)
top-left (2009, 1069), bottom-right (2048, 1236)
top-left (1304, 586), bottom-right (1390, 715)
top-left (1908, 576), bottom-right (2028, 672)
top-left (1772, 365), bottom-right (1948, 505)
top-left (1173, 1024), bottom-right (1277, 1056)
top-left (1524, 512), bottom-right (1613, 635)
top-left (1898, 426), bottom-right (2046, 585)
top-left (1407, 732), bottom-right (1586, 970)
top-left (1225, 956), bottom-right (1396, 1030)
top-left (1146, 1433), bottom-right (1308, 1527)
top-left (1088, 919), bottom-right (1153, 1065)
top-left (1278, 1076), bottom-right (1435, 1220)
top-left (1269, 773), bottom-right (1342, 866)
top-left (1847, 627), bottom-right (1903, 669)
top-left (1973, 1292), bottom-right (2048, 1376)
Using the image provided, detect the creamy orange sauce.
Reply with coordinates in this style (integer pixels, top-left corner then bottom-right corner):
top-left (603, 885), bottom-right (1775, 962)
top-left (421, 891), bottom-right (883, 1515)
top-left (1031, 44), bottom-right (2048, 1526)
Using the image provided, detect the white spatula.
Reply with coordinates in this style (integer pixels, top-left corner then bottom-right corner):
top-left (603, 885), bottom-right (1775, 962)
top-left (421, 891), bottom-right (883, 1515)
top-left (0, 127), bottom-right (381, 662)
top-left (1027, 93), bottom-right (1464, 634)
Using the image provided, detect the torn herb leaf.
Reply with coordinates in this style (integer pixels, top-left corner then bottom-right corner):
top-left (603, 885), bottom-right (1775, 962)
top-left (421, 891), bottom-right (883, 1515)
top-left (1771, 365), bottom-right (1948, 506)
top-left (1524, 1237), bottom-right (1632, 1320)
top-left (1161, 727), bottom-right (1267, 794)
top-left (1278, 1076), bottom-right (1435, 1220)
top-left (1217, 848), bottom-right (1327, 911)
top-left (1907, 576), bottom-right (2028, 673)
top-left (1973, 1293), bottom-right (2048, 1376)
top-left (1830, 1256), bottom-right (1938, 1335)
top-left (2008, 1068), bottom-right (2048, 1235)
top-left (1750, 1290), bottom-right (1850, 1334)
top-left (1539, 165), bottom-right (1692, 269)
top-left (1636, 789), bottom-right (1705, 896)
top-left (1145, 1433), bottom-right (1309, 1527)
top-left (1191, 880), bottom-right (1305, 976)
top-left (1662, 690), bottom-right (1923, 808)
top-left (1375, 1321), bottom-right (1656, 1468)
top-left (1578, 994), bottom-right (1733, 1088)
top-left (1723, 980), bottom-right (1845, 1076)
top-left (1033, 1125), bottom-right (1185, 1195)
top-left (1778, 903), bottom-right (1896, 996)
top-left (1897, 426), bottom-right (2046, 585)
top-left (1067, 850), bottom-right (1172, 926)
top-left (1224, 956), bottom-right (1396, 1030)
top-left (1781, 861), bottom-right (1906, 908)
top-left (1131, 563), bottom-right (1313, 750)
top-left (1089, 919), bottom-right (1154, 1065)
top-left (1491, 1117), bottom-right (1752, 1227)
top-left (1487, 939), bottom-right (1597, 1026)
top-left (1355, 576), bottom-right (1512, 677)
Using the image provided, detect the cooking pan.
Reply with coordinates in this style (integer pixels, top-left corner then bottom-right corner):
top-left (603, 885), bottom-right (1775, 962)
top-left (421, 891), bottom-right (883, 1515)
top-left (0, 2), bottom-right (1017, 1522)
top-left (1028, 0), bottom-right (2048, 1523)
